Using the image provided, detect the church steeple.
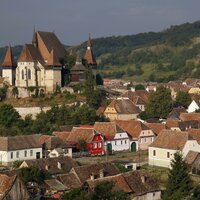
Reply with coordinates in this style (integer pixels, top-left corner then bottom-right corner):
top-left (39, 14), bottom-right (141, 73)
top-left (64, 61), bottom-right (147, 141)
top-left (84, 34), bottom-right (97, 66)
top-left (32, 27), bottom-right (38, 48)
top-left (2, 46), bottom-right (15, 67)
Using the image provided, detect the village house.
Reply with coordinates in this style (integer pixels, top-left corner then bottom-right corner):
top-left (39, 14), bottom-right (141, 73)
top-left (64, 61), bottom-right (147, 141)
top-left (0, 174), bottom-right (29, 200)
top-left (182, 78), bottom-right (200, 87)
top-left (66, 127), bottom-right (104, 156)
top-left (185, 151), bottom-right (200, 175)
top-left (104, 99), bottom-right (141, 121)
top-left (94, 122), bottom-right (131, 153)
top-left (145, 123), bottom-right (167, 136)
top-left (167, 107), bottom-right (187, 119)
top-left (187, 97), bottom-right (200, 113)
top-left (0, 134), bottom-right (42, 166)
top-left (19, 156), bottom-right (78, 175)
top-left (116, 120), bottom-right (155, 151)
top-left (148, 130), bottom-right (200, 168)
top-left (39, 135), bottom-right (73, 158)
top-left (86, 171), bottom-right (161, 200)
top-left (180, 112), bottom-right (200, 121)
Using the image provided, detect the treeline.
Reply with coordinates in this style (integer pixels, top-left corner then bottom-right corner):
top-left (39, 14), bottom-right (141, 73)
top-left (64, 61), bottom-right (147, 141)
top-left (0, 103), bottom-right (106, 136)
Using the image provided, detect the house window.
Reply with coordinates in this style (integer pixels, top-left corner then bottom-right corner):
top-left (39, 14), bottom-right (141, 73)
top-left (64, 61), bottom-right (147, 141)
top-left (144, 138), bottom-right (147, 143)
top-left (24, 150), bottom-right (27, 157)
top-left (115, 141), bottom-right (117, 145)
top-left (153, 150), bottom-right (156, 156)
top-left (151, 137), bottom-right (154, 142)
top-left (16, 151), bottom-right (19, 158)
top-left (93, 143), bottom-right (97, 149)
top-left (30, 150), bottom-right (33, 156)
top-left (125, 140), bottom-right (127, 144)
top-left (121, 141), bottom-right (123, 145)
top-left (98, 143), bottom-right (102, 148)
top-left (10, 152), bottom-right (13, 159)
top-left (167, 152), bottom-right (170, 158)
top-left (28, 69), bottom-right (31, 79)
top-left (22, 69), bottom-right (24, 80)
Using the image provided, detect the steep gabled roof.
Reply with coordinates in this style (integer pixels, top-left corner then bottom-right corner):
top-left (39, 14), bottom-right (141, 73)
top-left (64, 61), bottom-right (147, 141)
top-left (116, 120), bottom-right (150, 138)
top-left (185, 151), bottom-right (199, 166)
top-left (36, 31), bottom-right (66, 59)
top-left (46, 49), bottom-right (62, 66)
top-left (0, 174), bottom-right (16, 197)
top-left (145, 123), bottom-right (167, 136)
top-left (84, 36), bottom-right (97, 65)
top-left (107, 99), bottom-right (141, 114)
top-left (18, 44), bottom-right (44, 64)
top-left (0, 134), bottom-right (41, 151)
top-left (94, 122), bottom-right (126, 140)
top-left (149, 130), bottom-right (189, 150)
top-left (67, 127), bottom-right (96, 143)
top-left (1, 46), bottom-right (16, 67)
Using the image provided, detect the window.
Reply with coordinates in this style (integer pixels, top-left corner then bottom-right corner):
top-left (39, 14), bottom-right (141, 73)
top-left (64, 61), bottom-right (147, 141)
top-left (125, 140), bottom-right (127, 144)
top-left (10, 152), bottom-right (13, 159)
top-left (22, 70), bottom-right (24, 80)
top-left (144, 138), bottom-right (147, 143)
top-left (30, 150), bottom-right (33, 156)
top-left (16, 151), bottom-right (19, 158)
top-left (153, 150), bottom-right (156, 156)
top-left (121, 141), bottom-right (123, 145)
top-left (28, 69), bottom-right (31, 79)
top-left (98, 143), bottom-right (102, 148)
top-left (167, 152), bottom-right (170, 158)
top-left (24, 150), bottom-right (27, 157)
top-left (115, 141), bottom-right (117, 145)
top-left (93, 143), bottom-right (97, 149)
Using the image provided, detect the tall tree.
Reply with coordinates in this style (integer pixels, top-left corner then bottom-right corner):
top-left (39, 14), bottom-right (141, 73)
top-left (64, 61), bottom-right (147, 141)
top-left (162, 151), bottom-right (192, 200)
top-left (175, 91), bottom-right (191, 108)
top-left (144, 85), bottom-right (173, 119)
top-left (83, 59), bottom-right (95, 106)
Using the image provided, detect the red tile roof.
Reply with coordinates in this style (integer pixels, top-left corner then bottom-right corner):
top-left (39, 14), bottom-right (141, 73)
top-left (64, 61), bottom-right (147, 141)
top-left (145, 123), bottom-right (167, 136)
top-left (0, 174), bottom-right (16, 197)
top-left (149, 130), bottom-right (189, 150)
top-left (188, 128), bottom-right (200, 144)
top-left (46, 49), bottom-right (62, 66)
top-left (180, 113), bottom-right (200, 121)
top-left (116, 120), bottom-right (150, 138)
top-left (1, 46), bottom-right (16, 67)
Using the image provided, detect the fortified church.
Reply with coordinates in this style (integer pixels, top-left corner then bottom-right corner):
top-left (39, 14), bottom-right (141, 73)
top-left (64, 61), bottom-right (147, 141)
top-left (1, 31), bottom-right (96, 96)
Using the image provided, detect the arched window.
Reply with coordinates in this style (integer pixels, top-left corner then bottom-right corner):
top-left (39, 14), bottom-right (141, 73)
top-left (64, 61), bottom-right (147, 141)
top-left (22, 70), bottom-right (24, 80)
top-left (28, 69), bottom-right (31, 80)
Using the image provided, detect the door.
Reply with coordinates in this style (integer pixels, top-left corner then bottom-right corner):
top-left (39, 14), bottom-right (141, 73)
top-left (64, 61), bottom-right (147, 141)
top-left (107, 143), bottom-right (112, 153)
top-left (36, 152), bottom-right (41, 159)
top-left (131, 142), bottom-right (136, 152)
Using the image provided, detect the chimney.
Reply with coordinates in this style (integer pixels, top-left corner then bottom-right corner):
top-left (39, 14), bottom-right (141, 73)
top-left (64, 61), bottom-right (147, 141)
top-left (57, 162), bottom-right (61, 170)
top-left (141, 175), bottom-right (146, 183)
top-left (90, 173), bottom-right (94, 181)
top-left (99, 169), bottom-right (104, 178)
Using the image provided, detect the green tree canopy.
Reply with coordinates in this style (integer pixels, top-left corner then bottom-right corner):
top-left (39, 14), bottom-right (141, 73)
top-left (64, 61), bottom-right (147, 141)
top-left (175, 91), bottom-right (191, 108)
top-left (144, 86), bottom-right (173, 119)
top-left (162, 151), bottom-right (192, 200)
top-left (135, 84), bottom-right (145, 90)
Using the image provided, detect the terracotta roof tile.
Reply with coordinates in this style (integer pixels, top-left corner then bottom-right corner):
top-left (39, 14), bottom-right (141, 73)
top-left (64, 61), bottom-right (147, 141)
top-left (44, 179), bottom-right (67, 191)
top-left (188, 129), bottom-right (200, 144)
top-left (185, 151), bottom-right (199, 166)
top-left (145, 123), bottom-right (167, 136)
top-left (52, 132), bottom-right (71, 141)
top-left (180, 113), bottom-right (200, 121)
top-left (0, 174), bottom-right (16, 197)
top-left (1, 46), bottom-right (16, 67)
top-left (108, 99), bottom-right (141, 114)
top-left (165, 119), bottom-right (180, 129)
top-left (46, 49), bottom-right (62, 66)
top-left (116, 120), bottom-right (150, 138)
top-left (149, 130), bottom-right (189, 150)
top-left (0, 134), bottom-right (41, 151)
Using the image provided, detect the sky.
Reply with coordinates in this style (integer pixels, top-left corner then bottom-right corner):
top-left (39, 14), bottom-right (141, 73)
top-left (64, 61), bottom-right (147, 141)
top-left (1, 0), bottom-right (200, 46)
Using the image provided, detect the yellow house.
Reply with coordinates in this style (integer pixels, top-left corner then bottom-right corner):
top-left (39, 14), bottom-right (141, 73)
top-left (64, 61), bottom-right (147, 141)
top-left (188, 87), bottom-right (200, 95)
top-left (104, 99), bottom-right (141, 121)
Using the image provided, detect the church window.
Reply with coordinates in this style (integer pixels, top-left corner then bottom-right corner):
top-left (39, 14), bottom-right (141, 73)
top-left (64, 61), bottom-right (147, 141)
top-left (28, 69), bottom-right (31, 79)
top-left (22, 70), bottom-right (24, 80)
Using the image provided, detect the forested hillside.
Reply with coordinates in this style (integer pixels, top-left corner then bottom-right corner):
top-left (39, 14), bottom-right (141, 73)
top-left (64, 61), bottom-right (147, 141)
top-left (2, 21), bottom-right (200, 82)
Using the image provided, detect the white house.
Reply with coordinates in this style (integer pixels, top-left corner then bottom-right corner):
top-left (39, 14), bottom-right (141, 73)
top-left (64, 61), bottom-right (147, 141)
top-left (0, 134), bottom-right (42, 166)
top-left (94, 122), bottom-right (136, 152)
top-left (187, 99), bottom-right (200, 113)
top-left (148, 130), bottom-right (200, 168)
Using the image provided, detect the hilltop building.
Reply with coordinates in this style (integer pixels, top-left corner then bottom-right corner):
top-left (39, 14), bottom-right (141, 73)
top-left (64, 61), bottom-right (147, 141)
top-left (15, 31), bottom-right (67, 93)
top-left (1, 46), bottom-right (16, 86)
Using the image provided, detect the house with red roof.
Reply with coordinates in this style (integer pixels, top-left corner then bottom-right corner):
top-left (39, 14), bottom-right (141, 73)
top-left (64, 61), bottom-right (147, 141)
top-left (116, 120), bottom-right (155, 151)
top-left (94, 122), bottom-right (132, 153)
top-left (66, 127), bottom-right (104, 156)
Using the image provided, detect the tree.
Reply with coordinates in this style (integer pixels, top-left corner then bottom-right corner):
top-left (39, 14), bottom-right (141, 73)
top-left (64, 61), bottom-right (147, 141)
top-left (145, 86), bottom-right (173, 119)
top-left (62, 188), bottom-right (91, 200)
top-left (175, 91), bottom-right (191, 108)
top-left (162, 151), bottom-right (192, 200)
top-left (135, 84), bottom-right (145, 90)
top-left (92, 181), bottom-right (130, 200)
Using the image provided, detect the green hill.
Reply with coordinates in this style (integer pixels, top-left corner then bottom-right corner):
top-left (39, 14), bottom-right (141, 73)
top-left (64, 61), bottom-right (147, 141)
top-left (2, 21), bottom-right (200, 82)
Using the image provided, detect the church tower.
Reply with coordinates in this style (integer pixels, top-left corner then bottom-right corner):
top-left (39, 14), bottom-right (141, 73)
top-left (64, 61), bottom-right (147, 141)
top-left (1, 46), bottom-right (16, 85)
top-left (84, 35), bottom-right (97, 68)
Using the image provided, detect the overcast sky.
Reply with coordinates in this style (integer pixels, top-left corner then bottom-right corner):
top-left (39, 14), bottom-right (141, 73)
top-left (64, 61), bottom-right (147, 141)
top-left (1, 0), bottom-right (200, 46)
